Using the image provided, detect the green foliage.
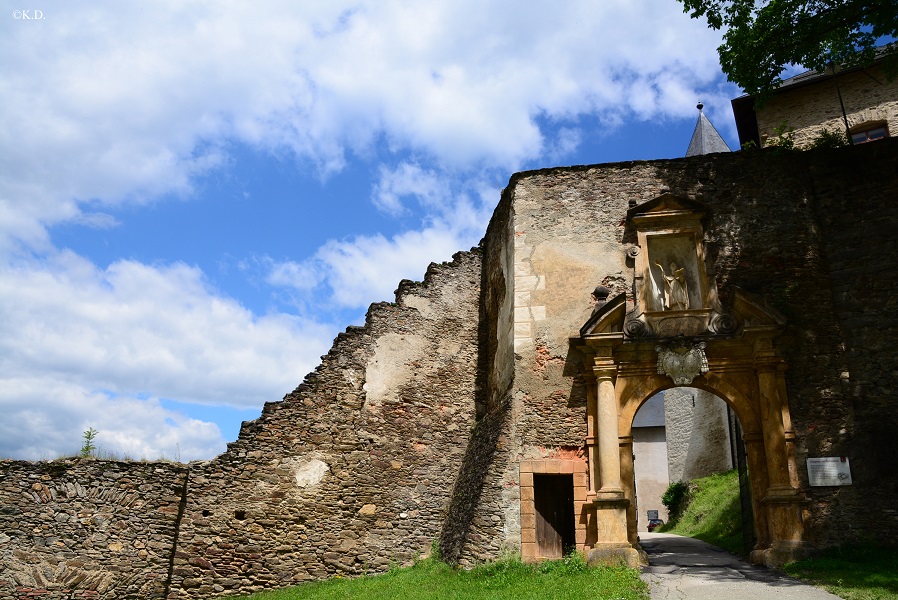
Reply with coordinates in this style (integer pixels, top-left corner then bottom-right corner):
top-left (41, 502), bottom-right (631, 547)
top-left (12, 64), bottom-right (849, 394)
top-left (675, 0), bottom-right (898, 98)
top-left (766, 121), bottom-right (795, 150)
top-left (809, 128), bottom-right (849, 149)
top-left (80, 428), bottom-right (99, 458)
top-left (659, 470), bottom-right (744, 556)
top-left (660, 480), bottom-right (690, 522)
top-left (785, 545), bottom-right (898, 599)
top-left (222, 554), bottom-right (649, 600)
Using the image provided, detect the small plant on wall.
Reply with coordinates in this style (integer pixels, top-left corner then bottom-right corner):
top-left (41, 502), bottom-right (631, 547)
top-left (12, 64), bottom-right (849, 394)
top-left (809, 128), bottom-right (848, 149)
top-left (80, 427), bottom-right (99, 458)
top-left (766, 121), bottom-right (795, 150)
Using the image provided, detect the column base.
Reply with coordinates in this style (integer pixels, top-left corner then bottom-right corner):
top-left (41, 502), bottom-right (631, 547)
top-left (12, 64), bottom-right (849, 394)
top-left (587, 543), bottom-right (647, 568)
top-left (750, 541), bottom-right (810, 568)
top-left (586, 489), bottom-right (627, 504)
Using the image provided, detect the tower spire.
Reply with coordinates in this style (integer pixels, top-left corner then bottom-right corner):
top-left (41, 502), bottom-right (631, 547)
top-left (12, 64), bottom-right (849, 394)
top-left (686, 101), bottom-right (731, 156)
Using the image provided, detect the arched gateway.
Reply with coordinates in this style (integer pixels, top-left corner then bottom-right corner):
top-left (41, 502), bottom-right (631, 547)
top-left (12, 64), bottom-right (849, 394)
top-left (573, 194), bottom-right (808, 568)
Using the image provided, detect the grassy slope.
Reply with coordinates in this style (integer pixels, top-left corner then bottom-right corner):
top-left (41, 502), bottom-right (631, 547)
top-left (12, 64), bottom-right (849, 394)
top-left (222, 554), bottom-right (649, 600)
top-left (658, 469), bottom-right (744, 556)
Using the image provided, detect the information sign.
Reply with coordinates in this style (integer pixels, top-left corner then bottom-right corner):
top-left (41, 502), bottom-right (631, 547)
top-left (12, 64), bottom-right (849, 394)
top-left (807, 457), bottom-right (852, 486)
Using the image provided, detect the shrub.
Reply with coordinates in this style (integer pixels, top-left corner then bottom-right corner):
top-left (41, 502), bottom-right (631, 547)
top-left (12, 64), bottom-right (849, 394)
top-left (661, 480), bottom-right (690, 522)
top-left (80, 428), bottom-right (99, 458)
top-left (809, 128), bottom-right (848, 149)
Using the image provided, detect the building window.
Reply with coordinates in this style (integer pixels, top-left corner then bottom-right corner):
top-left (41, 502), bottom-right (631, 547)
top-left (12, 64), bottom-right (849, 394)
top-left (851, 123), bottom-right (889, 144)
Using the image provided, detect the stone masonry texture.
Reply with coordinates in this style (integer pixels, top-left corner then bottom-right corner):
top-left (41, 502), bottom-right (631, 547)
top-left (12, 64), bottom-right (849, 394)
top-left (757, 64), bottom-right (898, 149)
top-left (0, 460), bottom-right (187, 599)
top-left (1, 139), bottom-right (897, 598)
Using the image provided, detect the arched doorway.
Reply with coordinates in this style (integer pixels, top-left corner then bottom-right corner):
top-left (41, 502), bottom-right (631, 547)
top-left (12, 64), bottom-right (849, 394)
top-left (574, 287), bottom-right (808, 568)
top-left (630, 387), bottom-right (741, 537)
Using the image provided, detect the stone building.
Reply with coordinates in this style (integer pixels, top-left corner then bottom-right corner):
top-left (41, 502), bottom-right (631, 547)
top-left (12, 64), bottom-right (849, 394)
top-left (732, 50), bottom-right (897, 149)
top-left (2, 137), bottom-right (898, 599)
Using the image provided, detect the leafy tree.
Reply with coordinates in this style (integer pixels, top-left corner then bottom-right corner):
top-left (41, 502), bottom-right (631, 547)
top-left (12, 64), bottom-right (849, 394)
top-left (677, 0), bottom-right (898, 97)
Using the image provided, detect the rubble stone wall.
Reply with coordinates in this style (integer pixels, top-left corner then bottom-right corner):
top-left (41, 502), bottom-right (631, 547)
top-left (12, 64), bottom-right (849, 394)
top-left (0, 459), bottom-right (187, 600)
top-left (167, 249), bottom-right (484, 598)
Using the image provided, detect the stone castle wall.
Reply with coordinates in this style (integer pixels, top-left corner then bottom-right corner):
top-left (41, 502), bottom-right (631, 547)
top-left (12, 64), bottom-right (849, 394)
top-left (665, 388), bottom-right (732, 483)
top-left (2, 139), bottom-right (897, 598)
top-left (500, 138), bottom-right (898, 553)
top-left (0, 460), bottom-right (187, 599)
top-left (167, 250), bottom-right (484, 598)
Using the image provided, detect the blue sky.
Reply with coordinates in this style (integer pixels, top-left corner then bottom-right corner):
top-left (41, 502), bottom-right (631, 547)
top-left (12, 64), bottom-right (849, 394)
top-left (0, 1), bottom-right (741, 461)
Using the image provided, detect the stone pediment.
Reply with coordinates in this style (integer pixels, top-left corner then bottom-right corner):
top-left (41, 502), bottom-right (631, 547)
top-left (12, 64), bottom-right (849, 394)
top-left (626, 193), bottom-right (707, 223)
top-left (729, 287), bottom-right (786, 327)
top-left (579, 293), bottom-right (626, 336)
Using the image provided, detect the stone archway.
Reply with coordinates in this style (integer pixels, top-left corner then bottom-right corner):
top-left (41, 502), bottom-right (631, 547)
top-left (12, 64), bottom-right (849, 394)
top-left (569, 193), bottom-right (808, 568)
top-left (573, 288), bottom-right (808, 568)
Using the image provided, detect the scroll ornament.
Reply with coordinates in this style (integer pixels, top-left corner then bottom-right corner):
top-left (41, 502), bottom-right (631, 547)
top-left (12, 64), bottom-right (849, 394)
top-left (656, 341), bottom-right (709, 385)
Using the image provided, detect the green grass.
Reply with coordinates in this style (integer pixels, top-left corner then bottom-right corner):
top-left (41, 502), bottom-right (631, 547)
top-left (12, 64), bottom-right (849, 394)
top-left (784, 545), bottom-right (898, 600)
top-left (658, 469), bottom-right (744, 556)
top-left (222, 553), bottom-right (648, 600)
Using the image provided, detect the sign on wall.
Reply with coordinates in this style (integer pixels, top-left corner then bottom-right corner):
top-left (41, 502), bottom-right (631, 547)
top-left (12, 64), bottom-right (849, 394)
top-left (807, 457), bottom-right (852, 486)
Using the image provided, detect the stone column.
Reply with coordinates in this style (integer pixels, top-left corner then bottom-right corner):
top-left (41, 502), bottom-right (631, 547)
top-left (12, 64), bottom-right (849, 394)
top-left (595, 359), bottom-right (623, 494)
top-left (755, 347), bottom-right (790, 490)
top-left (777, 365), bottom-right (800, 489)
top-left (585, 356), bottom-right (644, 567)
top-left (619, 435), bottom-right (638, 546)
top-left (753, 337), bottom-right (807, 567)
top-left (742, 431), bottom-right (771, 552)
top-left (584, 369), bottom-right (599, 499)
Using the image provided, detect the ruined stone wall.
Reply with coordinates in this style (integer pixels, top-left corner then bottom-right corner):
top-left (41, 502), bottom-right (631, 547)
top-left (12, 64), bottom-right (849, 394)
top-left (167, 250), bottom-right (483, 598)
top-left (438, 188), bottom-right (516, 567)
top-left (757, 65), bottom-right (898, 148)
top-left (0, 459), bottom-right (187, 600)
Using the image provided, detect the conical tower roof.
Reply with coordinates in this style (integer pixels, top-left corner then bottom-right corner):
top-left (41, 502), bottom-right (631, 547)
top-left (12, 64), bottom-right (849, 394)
top-left (685, 102), bottom-right (731, 156)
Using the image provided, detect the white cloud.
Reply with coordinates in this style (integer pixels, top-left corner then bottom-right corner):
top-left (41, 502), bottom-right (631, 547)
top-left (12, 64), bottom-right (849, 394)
top-left (268, 166), bottom-right (495, 310)
top-left (0, 251), bottom-right (335, 407)
top-left (268, 224), bottom-right (473, 311)
top-left (0, 379), bottom-right (224, 461)
top-left (0, 0), bottom-right (729, 250)
top-left (372, 163), bottom-right (449, 215)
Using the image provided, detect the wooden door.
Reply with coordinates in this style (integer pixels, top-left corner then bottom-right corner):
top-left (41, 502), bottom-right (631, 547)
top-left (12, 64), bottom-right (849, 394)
top-left (534, 474), bottom-right (575, 558)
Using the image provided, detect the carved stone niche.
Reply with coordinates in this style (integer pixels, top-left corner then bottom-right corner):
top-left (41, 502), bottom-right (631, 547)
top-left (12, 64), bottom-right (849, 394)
top-left (623, 194), bottom-right (735, 339)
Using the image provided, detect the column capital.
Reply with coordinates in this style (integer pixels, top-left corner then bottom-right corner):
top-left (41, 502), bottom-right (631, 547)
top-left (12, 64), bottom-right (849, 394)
top-left (753, 354), bottom-right (784, 373)
top-left (592, 356), bottom-right (617, 380)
